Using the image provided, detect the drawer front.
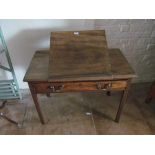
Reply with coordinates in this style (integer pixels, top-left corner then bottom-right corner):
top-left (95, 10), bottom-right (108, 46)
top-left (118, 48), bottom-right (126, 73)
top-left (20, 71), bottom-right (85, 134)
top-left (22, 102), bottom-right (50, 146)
top-left (32, 81), bottom-right (127, 93)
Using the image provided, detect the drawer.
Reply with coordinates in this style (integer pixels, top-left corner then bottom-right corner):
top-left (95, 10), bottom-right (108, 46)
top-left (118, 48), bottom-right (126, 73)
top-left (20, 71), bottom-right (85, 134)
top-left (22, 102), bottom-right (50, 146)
top-left (32, 80), bottom-right (127, 93)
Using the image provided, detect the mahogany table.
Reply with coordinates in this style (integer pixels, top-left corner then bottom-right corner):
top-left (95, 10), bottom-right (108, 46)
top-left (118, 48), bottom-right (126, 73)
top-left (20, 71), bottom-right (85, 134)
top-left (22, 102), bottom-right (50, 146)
top-left (24, 30), bottom-right (136, 124)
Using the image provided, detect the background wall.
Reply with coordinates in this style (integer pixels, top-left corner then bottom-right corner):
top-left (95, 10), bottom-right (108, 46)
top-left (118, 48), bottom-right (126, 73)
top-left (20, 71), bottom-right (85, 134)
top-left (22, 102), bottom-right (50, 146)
top-left (0, 19), bottom-right (155, 89)
top-left (95, 19), bottom-right (155, 84)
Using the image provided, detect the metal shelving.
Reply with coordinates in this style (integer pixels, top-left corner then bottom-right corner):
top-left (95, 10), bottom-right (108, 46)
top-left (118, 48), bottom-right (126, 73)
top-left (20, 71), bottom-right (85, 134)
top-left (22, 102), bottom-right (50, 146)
top-left (0, 27), bottom-right (20, 99)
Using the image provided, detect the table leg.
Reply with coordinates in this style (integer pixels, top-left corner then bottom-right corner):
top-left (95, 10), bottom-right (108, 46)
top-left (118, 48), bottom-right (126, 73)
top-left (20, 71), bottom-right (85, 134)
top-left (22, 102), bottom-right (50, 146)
top-left (115, 79), bottom-right (131, 123)
top-left (28, 83), bottom-right (45, 124)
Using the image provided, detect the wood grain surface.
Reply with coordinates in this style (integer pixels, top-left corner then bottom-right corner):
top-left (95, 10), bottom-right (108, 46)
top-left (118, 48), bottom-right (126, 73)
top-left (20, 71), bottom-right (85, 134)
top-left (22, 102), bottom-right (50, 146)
top-left (24, 30), bottom-right (136, 82)
top-left (23, 50), bottom-right (49, 82)
top-left (30, 80), bottom-right (127, 93)
top-left (49, 30), bottom-right (110, 80)
top-left (23, 49), bottom-right (136, 82)
top-left (50, 30), bottom-right (108, 48)
top-left (23, 30), bottom-right (136, 124)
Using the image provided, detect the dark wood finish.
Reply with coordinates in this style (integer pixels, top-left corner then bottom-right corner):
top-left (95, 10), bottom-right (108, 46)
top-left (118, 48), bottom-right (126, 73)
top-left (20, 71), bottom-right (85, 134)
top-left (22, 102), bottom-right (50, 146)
top-left (31, 80), bottom-right (127, 94)
top-left (24, 51), bottom-right (49, 82)
top-left (49, 47), bottom-right (110, 79)
top-left (50, 30), bottom-right (108, 48)
top-left (115, 79), bottom-right (131, 122)
top-left (23, 49), bottom-right (136, 82)
top-left (49, 30), bottom-right (109, 80)
top-left (28, 83), bottom-right (45, 124)
top-left (23, 30), bottom-right (136, 124)
top-left (24, 50), bottom-right (134, 124)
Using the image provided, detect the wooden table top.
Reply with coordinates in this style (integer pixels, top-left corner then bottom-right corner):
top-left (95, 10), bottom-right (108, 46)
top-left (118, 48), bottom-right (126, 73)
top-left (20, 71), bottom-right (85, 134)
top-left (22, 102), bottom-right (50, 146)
top-left (24, 30), bottom-right (136, 82)
top-left (50, 30), bottom-right (108, 48)
top-left (23, 49), bottom-right (136, 82)
top-left (49, 30), bottom-right (109, 81)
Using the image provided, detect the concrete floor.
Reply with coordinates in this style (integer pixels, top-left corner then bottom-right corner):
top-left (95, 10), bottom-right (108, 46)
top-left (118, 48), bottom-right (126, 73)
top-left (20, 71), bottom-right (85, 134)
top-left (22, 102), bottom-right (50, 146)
top-left (0, 83), bottom-right (155, 135)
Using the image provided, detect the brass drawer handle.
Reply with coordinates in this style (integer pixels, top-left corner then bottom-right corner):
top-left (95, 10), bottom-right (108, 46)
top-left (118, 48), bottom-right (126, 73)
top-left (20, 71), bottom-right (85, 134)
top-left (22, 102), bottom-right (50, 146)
top-left (96, 82), bottom-right (112, 90)
top-left (48, 85), bottom-right (64, 92)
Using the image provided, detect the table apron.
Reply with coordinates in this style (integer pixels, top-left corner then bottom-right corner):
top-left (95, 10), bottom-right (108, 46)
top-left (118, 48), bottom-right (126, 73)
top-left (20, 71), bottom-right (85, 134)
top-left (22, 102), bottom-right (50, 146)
top-left (30, 80), bottom-right (128, 94)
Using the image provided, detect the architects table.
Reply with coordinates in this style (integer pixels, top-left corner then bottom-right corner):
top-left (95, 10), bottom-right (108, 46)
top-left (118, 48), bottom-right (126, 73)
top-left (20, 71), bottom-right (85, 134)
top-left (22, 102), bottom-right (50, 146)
top-left (24, 30), bottom-right (136, 124)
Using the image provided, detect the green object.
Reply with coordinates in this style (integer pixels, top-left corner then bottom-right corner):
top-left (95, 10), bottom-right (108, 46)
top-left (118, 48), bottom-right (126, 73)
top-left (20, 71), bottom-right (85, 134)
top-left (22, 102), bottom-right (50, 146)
top-left (0, 27), bottom-right (20, 99)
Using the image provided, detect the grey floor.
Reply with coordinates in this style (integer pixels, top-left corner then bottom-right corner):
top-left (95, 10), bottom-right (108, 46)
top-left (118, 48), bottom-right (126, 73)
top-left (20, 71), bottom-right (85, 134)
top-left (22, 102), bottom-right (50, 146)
top-left (0, 82), bottom-right (155, 135)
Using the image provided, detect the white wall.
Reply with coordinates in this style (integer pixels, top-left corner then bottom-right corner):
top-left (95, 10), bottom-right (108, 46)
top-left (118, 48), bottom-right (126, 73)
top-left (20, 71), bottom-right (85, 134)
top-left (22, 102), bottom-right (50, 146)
top-left (0, 19), bottom-right (95, 89)
top-left (94, 19), bottom-right (155, 83)
top-left (0, 19), bottom-right (155, 89)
